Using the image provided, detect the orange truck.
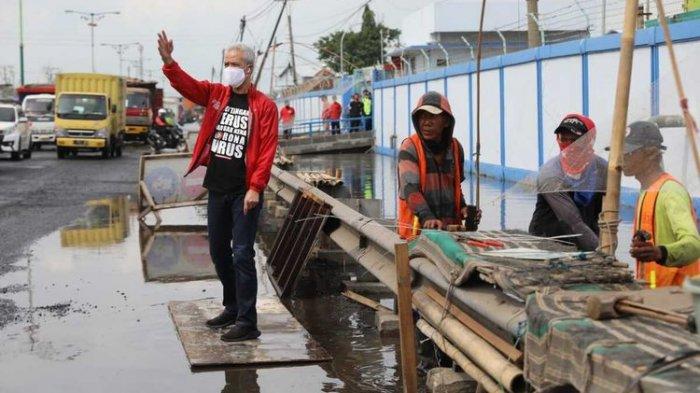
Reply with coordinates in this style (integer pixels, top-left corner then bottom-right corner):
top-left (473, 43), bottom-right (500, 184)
top-left (125, 80), bottom-right (163, 141)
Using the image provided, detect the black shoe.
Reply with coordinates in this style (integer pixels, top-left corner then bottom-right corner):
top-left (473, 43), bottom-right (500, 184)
top-left (205, 310), bottom-right (237, 329)
top-left (221, 324), bottom-right (261, 342)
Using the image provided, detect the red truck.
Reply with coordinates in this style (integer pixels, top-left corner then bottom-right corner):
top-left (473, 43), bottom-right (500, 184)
top-left (125, 80), bottom-right (163, 141)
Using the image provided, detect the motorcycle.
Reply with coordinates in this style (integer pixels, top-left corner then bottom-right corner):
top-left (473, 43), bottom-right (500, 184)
top-left (146, 123), bottom-right (187, 153)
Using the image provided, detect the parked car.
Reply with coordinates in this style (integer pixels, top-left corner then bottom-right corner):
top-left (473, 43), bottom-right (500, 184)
top-left (0, 104), bottom-right (32, 160)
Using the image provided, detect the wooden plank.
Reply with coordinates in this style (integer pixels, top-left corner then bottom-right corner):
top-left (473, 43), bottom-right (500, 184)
top-left (395, 242), bottom-right (418, 393)
top-left (422, 286), bottom-right (523, 363)
top-left (341, 290), bottom-right (391, 312)
top-left (168, 298), bottom-right (332, 368)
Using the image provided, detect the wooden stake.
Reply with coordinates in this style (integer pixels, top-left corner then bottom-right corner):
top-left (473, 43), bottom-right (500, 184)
top-left (395, 242), bottom-right (418, 393)
top-left (654, 0), bottom-right (700, 176)
top-left (599, 0), bottom-right (639, 256)
top-left (341, 290), bottom-right (391, 312)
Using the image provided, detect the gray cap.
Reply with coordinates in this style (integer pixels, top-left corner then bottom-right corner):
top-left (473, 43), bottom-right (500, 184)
top-left (605, 120), bottom-right (667, 154)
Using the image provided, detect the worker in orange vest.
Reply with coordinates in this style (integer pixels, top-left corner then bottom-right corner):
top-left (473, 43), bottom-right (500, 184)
top-left (621, 121), bottom-right (700, 287)
top-left (397, 91), bottom-right (480, 239)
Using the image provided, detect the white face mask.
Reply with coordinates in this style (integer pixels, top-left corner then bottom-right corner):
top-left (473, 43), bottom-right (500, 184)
top-left (222, 66), bottom-right (246, 88)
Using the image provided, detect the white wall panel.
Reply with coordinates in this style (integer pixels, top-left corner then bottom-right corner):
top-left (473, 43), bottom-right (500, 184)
top-left (381, 87), bottom-right (395, 148)
top-left (504, 63), bottom-right (538, 171)
top-left (446, 75), bottom-right (470, 153)
top-left (427, 78), bottom-right (445, 95)
top-left (395, 85), bottom-right (409, 141)
top-left (589, 48), bottom-right (651, 190)
top-left (409, 83), bottom-right (427, 135)
top-left (475, 70), bottom-right (502, 167)
top-left (659, 42), bottom-right (700, 196)
top-left (541, 56), bottom-right (582, 161)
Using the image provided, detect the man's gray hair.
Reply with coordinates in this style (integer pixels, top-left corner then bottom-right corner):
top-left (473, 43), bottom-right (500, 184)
top-left (226, 43), bottom-right (256, 68)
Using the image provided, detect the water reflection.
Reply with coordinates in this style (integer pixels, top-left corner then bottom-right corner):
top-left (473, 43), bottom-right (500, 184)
top-left (139, 223), bottom-right (215, 282)
top-left (59, 196), bottom-right (129, 247)
top-left (221, 369), bottom-right (260, 393)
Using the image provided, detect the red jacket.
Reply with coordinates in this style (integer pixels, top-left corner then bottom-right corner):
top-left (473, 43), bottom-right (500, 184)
top-left (328, 102), bottom-right (342, 120)
top-left (162, 61), bottom-right (279, 194)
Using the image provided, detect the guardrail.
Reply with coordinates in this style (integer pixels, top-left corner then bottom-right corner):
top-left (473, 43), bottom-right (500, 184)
top-left (279, 116), bottom-right (372, 138)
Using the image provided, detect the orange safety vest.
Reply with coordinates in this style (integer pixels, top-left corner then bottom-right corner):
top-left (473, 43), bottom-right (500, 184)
top-left (397, 134), bottom-right (462, 240)
top-left (634, 173), bottom-right (700, 287)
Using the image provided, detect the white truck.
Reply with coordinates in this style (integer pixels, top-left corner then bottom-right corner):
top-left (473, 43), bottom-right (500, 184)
top-left (0, 103), bottom-right (32, 160)
top-left (22, 94), bottom-right (56, 149)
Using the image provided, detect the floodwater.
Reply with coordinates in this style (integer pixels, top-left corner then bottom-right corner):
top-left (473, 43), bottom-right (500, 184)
top-left (0, 152), bottom-right (639, 393)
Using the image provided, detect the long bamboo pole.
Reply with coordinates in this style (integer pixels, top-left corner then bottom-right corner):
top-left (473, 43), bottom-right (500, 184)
top-left (599, 0), bottom-right (639, 256)
top-left (475, 0), bottom-right (487, 208)
top-left (416, 319), bottom-right (502, 393)
top-left (653, 0), bottom-right (700, 176)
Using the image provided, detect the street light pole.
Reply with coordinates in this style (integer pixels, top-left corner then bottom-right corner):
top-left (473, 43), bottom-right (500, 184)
top-left (65, 9), bottom-right (120, 72)
top-left (101, 42), bottom-right (139, 77)
top-left (19, 0), bottom-right (25, 85)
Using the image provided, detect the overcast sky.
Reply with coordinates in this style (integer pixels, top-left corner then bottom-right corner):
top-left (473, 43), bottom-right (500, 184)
top-left (0, 0), bottom-right (676, 97)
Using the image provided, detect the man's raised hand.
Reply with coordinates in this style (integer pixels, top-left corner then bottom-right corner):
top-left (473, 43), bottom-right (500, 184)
top-left (157, 30), bottom-right (174, 65)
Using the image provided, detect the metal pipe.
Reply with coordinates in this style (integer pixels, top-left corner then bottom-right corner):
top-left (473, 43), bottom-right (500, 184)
top-left (437, 42), bottom-right (450, 66)
top-left (496, 30), bottom-right (507, 54)
top-left (648, 115), bottom-right (685, 128)
top-left (419, 48), bottom-right (430, 71)
top-left (417, 319), bottom-right (503, 393)
top-left (460, 36), bottom-right (475, 60)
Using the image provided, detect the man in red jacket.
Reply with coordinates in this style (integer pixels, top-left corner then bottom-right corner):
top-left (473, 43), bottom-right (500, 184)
top-left (158, 31), bottom-right (278, 342)
top-left (328, 95), bottom-right (342, 135)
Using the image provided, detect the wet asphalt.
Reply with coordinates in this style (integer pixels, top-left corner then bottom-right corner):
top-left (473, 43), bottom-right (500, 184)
top-left (0, 143), bottom-right (148, 271)
top-left (0, 143), bottom-right (149, 327)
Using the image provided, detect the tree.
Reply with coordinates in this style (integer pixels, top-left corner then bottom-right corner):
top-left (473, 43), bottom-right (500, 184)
top-left (314, 5), bottom-right (400, 74)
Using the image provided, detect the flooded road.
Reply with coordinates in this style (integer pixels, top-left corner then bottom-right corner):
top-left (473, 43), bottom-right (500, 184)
top-left (0, 151), bottom-right (639, 392)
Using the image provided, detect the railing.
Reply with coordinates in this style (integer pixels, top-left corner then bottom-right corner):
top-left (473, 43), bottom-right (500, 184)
top-left (278, 116), bottom-right (372, 138)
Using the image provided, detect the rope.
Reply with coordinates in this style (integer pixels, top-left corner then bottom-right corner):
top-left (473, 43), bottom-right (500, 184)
top-left (598, 209), bottom-right (621, 253)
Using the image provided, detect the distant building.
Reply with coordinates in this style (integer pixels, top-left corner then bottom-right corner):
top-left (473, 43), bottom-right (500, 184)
top-left (387, 0), bottom-right (588, 75)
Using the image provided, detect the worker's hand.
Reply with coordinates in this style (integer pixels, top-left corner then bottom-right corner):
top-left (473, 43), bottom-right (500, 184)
top-left (630, 239), bottom-right (663, 262)
top-left (157, 30), bottom-right (175, 65)
top-left (243, 189), bottom-right (260, 215)
top-left (461, 206), bottom-right (482, 224)
top-left (423, 219), bottom-right (444, 230)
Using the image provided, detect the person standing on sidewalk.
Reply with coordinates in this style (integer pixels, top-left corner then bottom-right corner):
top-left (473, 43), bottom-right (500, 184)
top-left (279, 101), bottom-right (295, 139)
top-left (329, 95), bottom-right (342, 135)
top-left (348, 93), bottom-right (363, 132)
top-left (158, 31), bottom-right (278, 342)
top-left (361, 89), bottom-right (372, 131)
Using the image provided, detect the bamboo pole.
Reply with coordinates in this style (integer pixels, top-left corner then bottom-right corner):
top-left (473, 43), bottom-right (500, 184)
top-left (416, 319), bottom-right (503, 393)
top-left (599, 0), bottom-right (639, 256)
top-left (395, 242), bottom-right (418, 393)
top-left (474, 0), bottom-right (487, 208)
top-left (653, 0), bottom-right (700, 176)
top-left (413, 291), bottom-right (524, 392)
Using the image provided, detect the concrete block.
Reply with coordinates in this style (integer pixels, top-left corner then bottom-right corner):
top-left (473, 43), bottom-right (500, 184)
top-left (375, 309), bottom-right (399, 337)
top-left (426, 368), bottom-right (477, 393)
top-left (274, 205), bottom-right (289, 218)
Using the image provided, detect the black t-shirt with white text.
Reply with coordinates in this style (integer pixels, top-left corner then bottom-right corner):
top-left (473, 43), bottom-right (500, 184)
top-left (203, 90), bottom-right (249, 194)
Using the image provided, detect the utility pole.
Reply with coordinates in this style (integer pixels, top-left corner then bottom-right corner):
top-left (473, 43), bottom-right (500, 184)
top-left (270, 37), bottom-right (277, 94)
top-left (526, 0), bottom-right (542, 47)
top-left (101, 42), bottom-right (139, 77)
top-left (19, 0), bottom-right (25, 85)
top-left (254, 0), bottom-right (289, 86)
top-left (65, 9), bottom-right (120, 72)
top-left (287, 11), bottom-right (298, 85)
top-left (379, 28), bottom-right (385, 67)
top-left (238, 16), bottom-right (247, 42)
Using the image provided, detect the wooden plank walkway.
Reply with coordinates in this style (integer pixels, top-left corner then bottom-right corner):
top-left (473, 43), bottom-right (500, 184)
top-left (168, 298), bottom-right (331, 368)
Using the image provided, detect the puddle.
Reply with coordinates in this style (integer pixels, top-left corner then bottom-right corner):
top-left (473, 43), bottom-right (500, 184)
top-left (0, 195), bottom-right (407, 392)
